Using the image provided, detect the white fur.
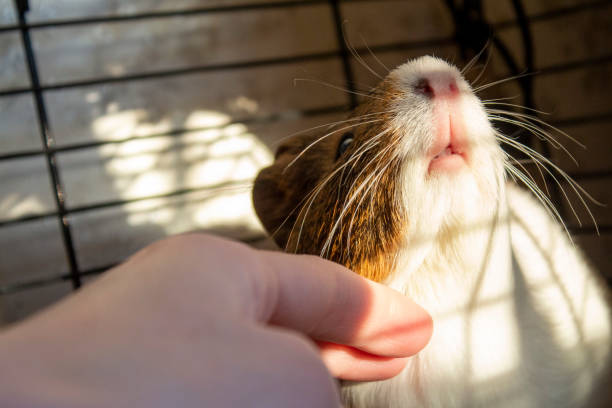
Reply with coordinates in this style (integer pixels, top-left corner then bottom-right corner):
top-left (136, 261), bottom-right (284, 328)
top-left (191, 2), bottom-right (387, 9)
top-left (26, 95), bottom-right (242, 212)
top-left (343, 57), bottom-right (611, 408)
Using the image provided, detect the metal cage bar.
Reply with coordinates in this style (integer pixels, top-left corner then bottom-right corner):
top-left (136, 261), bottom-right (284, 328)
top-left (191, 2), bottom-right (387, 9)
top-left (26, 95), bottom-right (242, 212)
top-left (13, 0), bottom-right (81, 289)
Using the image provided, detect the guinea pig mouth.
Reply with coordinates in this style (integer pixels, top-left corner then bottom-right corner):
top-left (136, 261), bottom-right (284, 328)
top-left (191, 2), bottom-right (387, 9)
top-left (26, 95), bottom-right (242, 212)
top-left (428, 143), bottom-right (467, 172)
top-left (433, 145), bottom-right (455, 159)
top-left (427, 109), bottom-right (468, 172)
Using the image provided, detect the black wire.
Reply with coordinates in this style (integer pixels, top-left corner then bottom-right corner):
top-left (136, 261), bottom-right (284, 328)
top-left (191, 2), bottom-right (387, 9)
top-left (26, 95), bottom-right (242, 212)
top-left (14, 0), bottom-right (82, 289)
top-left (328, 0), bottom-right (358, 109)
top-left (507, 0), bottom-right (566, 217)
top-left (444, 1), bottom-right (532, 149)
top-left (447, 0), bottom-right (490, 62)
top-left (492, 0), bottom-right (612, 30)
top-left (0, 0), bottom-right (328, 32)
top-left (510, 0), bottom-right (534, 109)
top-left (0, 51), bottom-right (340, 97)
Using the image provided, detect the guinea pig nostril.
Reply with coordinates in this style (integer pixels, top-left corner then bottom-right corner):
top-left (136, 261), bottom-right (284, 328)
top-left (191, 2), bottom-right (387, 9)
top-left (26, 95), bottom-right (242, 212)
top-left (414, 78), bottom-right (434, 97)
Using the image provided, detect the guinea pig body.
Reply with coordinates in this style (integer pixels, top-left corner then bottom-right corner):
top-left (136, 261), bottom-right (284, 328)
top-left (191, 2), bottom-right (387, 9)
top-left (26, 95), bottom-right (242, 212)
top-left (252, 56), bottom-right (611, 407)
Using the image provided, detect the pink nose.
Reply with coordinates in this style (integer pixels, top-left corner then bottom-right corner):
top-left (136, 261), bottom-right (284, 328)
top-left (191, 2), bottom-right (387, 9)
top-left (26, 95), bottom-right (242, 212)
top-left (414, 77), bottom-right (458, 98)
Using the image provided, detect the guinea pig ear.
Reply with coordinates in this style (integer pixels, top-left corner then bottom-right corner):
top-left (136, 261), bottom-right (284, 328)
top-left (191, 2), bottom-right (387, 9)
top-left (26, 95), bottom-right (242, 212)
top-left (252, 163), bottom-right (291, 249)
top-left (252, 138), bottom-right (305, 250)
top-left (253, 131), bottom-right (332, 250)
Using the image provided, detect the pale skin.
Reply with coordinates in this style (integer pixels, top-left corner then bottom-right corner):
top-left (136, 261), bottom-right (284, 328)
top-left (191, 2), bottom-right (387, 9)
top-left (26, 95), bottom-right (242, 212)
top-left (0, 233), bottom-right (432, 408)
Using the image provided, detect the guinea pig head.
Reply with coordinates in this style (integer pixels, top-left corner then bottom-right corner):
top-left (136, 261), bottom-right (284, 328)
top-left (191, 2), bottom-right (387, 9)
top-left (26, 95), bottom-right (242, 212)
top-left (253, 56), bottom-right (505, 283)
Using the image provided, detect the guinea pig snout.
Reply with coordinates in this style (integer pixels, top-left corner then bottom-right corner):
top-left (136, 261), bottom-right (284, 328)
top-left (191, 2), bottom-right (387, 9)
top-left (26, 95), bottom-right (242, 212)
top-left (413, 75), bottom-right (459, 99)
top-left (394, 56), bottom-right (465, 100)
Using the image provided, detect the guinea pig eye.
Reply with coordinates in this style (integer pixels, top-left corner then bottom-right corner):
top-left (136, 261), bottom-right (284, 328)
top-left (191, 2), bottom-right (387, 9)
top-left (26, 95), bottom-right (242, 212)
top-left (336, 132), bottom-right (354, 159)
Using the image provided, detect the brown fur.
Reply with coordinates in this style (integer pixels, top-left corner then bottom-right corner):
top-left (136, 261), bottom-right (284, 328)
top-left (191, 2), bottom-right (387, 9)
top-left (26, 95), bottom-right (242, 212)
top-left (253, 83), bottom-right (408, 282)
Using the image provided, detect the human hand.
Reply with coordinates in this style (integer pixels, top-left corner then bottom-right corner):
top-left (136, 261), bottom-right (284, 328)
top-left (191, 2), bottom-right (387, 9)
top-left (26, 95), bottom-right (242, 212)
top-left (0, 234), bottom-right (432, 408)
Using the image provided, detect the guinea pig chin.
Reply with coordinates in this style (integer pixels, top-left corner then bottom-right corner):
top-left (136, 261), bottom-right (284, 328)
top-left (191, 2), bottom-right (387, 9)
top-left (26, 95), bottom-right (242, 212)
top-left (398, 115), bottom-right (503, 232)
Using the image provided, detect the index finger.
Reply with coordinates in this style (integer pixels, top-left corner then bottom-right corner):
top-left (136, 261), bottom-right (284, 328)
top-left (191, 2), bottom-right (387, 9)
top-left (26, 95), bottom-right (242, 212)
top-left (254, 250), bottom-right (432, 359)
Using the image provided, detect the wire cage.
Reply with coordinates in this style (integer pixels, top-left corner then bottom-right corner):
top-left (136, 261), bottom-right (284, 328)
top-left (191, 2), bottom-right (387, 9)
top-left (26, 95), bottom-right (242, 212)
top-left (0, 0), bottom-right (610, 325)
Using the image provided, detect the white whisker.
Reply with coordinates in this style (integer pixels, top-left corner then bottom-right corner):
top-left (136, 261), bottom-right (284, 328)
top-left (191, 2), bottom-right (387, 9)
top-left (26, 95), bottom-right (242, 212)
top-left (490, 115), bottom-right (579, 167)
top-left (481, 95), bottom-right (521, 104)
top-left (498, 133), bottom-right (601, 234)
top-left (461, 39), bottom-right (491, 76)
top-left (359, 33), bottom-right (390, 74)
top-left (283, 118), bottom-right (385, 172)
top-left (275, 109), bottom-right (396, 145)
top-left (504, 161), bottom-right (569, 236)
top-left (487, 108), bottom-right (584, 148)
top-left (345, 156), bottom-right (396, 254)
top-left (286, 133), bottom-right (390, 252)
top-left (341, 21), bottom-right (384, 81)
top-left (470, 45), bottom-right (493, 88)
top-left (506, 153), bottom-right (551, 197)
top-left (483, 101), bottom-right (550, 116)
top-left (293, 78), bottom-right (384, 101)
top-left (473, 71), bottom-right (533, 93)
top-left (322, 141), bottom-right (396, 257)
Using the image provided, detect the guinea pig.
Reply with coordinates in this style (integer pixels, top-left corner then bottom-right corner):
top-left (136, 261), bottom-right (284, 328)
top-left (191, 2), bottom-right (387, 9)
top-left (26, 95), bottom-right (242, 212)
top-left (252, 56), bottom-right (611, 408)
